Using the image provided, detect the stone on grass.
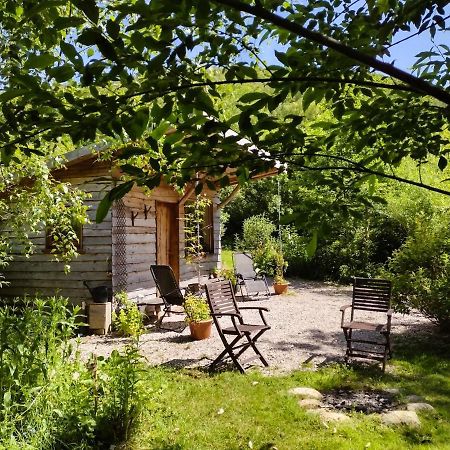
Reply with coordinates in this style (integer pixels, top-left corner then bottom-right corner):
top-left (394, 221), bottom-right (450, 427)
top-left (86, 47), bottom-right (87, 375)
top-left (289, 387), bottom-right (323, 400)
top-left (384, 388), bottom-right (400, 396)
top-left (406, 403), bottom-right (435, 412)
top-left (298, 399), bottom-right (322, 409)
top-left (405, 395), bottom-right (424, 403)
top-left (381, 410), bottom-right (421, 427)
top-left (307, 409), bottom-right (351, 423)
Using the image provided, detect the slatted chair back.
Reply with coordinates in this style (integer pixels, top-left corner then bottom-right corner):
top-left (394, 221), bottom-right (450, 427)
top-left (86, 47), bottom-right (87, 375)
top-left (150, 265), bottom-right (184, 306)
top-left (205, 280), bottom-right (241, 321)
top-left (352, 277), bottom-right (391, 318)
top-left (233, 252), bottom-right (257, 279)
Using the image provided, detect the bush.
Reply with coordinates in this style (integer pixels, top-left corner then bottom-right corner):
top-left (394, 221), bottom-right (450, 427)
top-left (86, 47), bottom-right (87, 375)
top-left (241, 215), bottom-right (276, 251)
top-left (0, 296), bottom-right (146, 448)
top-left (384, 216), bottom-right (450, 332)
top-left (113, 291), bottom-right (144, 337)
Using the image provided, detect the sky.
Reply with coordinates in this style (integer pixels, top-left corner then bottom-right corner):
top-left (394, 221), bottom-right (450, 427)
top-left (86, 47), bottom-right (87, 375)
top-left (257, 30), bottom-right (445, 72)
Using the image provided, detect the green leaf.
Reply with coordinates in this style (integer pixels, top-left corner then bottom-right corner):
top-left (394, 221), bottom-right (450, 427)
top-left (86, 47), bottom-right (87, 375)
top-left (60, 42), bottom-right (80, 64)
top-left (305, 230), bottom-right (318, 258)
top-left (239, 92), bottom-right (268, 103)
top-left (96, 181), bottom-right (134, 223)
top-left (47, 64), bottom-right (75, 82)
top-left (53, 16), bottom-right (85, 30)
top-left (72, 0), bottom-right (99, 24)
top-left (438, 156), bottom-right (447, 171)
top-left (302, 88), bottom-right (316, 111)
top-left (123, 108), bottom-right (149, 140)
top-left (118, 147), bottom-right (149, 159)
top-left (3, 391), bottom-right (11, 408)
top-left (106, 19), bottom-right (120, 39)
top-left (195, 182), bottom-right (204, 195)
top-left (120, 164), bottom-right (145, 176)
top-left (149, 158), bottom-right (160, 171)
top-left (25, 53), bottom-right (57, 69)
top-left (0, 89), bottom-right (28, 102)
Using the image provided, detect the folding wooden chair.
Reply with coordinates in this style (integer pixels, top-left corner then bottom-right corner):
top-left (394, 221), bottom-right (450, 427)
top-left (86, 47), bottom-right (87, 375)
top-left (205, 280), bottom-right (270, 373)
top-left (340, 277), bottom-right (393, 371)
top-left (150, 265), bottom-right (186, 330)
top-left (233, 252), bottom-right (270, 299)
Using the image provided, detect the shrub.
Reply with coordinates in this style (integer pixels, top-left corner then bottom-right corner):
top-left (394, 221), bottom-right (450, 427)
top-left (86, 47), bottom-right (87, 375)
top-left (0, 295), bottom-right (147, 448)
top-left (94, 344), bottom-right (147, 446)
top-left (242, 215), bottom-right (276, 251)
top-left (385, 216), bottom-right (450, 332)
top-left (113, 291), bottom-right (144, 337)
top-left (183, 294), bottom-right (211, 323)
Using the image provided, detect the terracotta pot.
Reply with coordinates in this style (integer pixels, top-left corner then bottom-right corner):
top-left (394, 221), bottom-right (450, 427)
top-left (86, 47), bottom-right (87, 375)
top-left (273, 283), bottom-right (288, 295)
top-left (189, 319), bottom-right (213, 340)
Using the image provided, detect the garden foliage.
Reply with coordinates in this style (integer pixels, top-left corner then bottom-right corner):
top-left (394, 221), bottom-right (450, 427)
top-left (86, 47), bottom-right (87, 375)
top-left (0, 296), bottom-right (146, 449)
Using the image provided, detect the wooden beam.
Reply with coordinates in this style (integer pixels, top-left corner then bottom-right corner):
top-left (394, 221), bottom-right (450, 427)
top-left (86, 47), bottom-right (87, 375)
top-left (217, 185), bottom-right (240, 209)
top-left (178, 182), bottom-right (196, 206)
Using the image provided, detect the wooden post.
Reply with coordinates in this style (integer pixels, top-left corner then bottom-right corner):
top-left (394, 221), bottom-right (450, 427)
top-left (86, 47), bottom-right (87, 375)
top-left (88, 302), bottom-right (112, 335)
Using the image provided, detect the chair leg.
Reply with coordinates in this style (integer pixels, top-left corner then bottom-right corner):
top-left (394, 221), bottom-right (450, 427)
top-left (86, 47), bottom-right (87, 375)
top-left (210, 335), bottom-right (246, 373)
top-left (246, 334), bottom-right (269, 366)
top-left (342, 327), bottom-right (352, 361)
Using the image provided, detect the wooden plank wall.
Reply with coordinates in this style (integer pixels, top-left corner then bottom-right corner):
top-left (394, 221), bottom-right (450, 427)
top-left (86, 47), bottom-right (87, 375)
top-left (120, 187), bottom-right (221, 301)
top-left (1, 174), bottom-right (114, 305)
top-left (119, 186), bottom-right (158, 302)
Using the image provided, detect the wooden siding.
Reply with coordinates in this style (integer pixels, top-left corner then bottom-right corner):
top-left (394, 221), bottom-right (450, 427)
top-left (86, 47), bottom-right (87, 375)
top-left (118, 186), bottom-right (157, 302)
top-left (1, 172), bottom-right (114, 305)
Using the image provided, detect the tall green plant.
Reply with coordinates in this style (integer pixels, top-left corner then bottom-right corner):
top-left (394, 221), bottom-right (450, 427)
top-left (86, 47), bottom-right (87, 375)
top-left (184, 195), bottom-right (212, 284)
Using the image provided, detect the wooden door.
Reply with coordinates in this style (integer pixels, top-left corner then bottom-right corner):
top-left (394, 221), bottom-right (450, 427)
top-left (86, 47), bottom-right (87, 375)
top-left (156, 201), bottom-right (179, 280)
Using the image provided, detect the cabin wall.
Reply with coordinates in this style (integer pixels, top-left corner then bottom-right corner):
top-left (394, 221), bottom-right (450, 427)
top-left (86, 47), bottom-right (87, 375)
top-left (1, 166), bottom-right (114, 305)
top-left (118, 187), bottom-right (221, 302)
top-left (117, 186), bottom-right (158, 302)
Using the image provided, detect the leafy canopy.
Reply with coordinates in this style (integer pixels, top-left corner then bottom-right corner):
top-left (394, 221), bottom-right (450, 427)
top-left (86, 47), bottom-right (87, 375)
top-left (1, 0), bottom-right (450, 209)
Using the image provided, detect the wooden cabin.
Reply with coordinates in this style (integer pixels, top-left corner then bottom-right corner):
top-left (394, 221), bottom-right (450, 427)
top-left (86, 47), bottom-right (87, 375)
top-left (0, 147), bottom-right (223, 305)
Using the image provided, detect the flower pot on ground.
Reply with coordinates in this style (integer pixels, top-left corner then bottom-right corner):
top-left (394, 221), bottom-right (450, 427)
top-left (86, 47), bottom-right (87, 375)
top-left (272, 250), bottom-right (289, 295)
top-left (273, 275), bottom-right (289, 295)
top-left (183, 293), bottom-right (212, 340)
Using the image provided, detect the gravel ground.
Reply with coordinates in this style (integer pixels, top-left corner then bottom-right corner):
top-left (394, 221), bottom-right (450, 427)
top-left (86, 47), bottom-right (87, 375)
top-left (78, 279), bottom-right (431, 374)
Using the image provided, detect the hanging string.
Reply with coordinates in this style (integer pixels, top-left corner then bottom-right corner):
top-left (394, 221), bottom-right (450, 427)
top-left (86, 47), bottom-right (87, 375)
top-left (277, 176), bottom-right (282, 251)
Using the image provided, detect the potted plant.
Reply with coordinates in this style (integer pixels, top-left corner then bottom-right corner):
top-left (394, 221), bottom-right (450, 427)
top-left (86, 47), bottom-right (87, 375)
top-left (183, 293), bottom-right (213, 340)
top-left (273, 251), bottom-right (289, 295)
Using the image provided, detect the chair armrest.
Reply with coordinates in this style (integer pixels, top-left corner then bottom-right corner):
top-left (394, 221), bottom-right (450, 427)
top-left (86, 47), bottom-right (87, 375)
top-left (239, 307), bottom-right (269, 312)
top-left (340, 304), bottom-right (352, 328)
top-left (239, 307), bottom-right (269, 326)
top-left (210, 312), bottom-right (241, 319)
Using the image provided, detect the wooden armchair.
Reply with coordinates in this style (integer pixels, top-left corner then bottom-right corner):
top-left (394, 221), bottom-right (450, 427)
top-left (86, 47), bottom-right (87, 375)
top-left (150, 265), bottom-right (185, 329)
top-left (205, 280), bottom-right (271, 373)
top-left (341, 277), bottom-right (393, 371)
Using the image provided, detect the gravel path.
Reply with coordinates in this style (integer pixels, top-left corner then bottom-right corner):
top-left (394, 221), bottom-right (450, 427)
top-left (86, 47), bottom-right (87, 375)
top-left (78, 279), bottom-right (430, 373)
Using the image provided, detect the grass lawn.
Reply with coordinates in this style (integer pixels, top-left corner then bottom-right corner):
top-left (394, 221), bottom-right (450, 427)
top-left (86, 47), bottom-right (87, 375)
top-left (221, 248), bottom-right (233, 271)
top-left (132, 332), bottom-right (450, 449)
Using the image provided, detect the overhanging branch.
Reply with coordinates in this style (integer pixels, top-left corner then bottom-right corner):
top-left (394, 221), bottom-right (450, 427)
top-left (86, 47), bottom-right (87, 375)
top-left (213, 0), bottom-right (450, 105)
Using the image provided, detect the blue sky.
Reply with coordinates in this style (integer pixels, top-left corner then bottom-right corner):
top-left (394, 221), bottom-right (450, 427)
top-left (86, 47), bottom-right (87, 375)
top-left (256, 27), bottom-right (446, 73)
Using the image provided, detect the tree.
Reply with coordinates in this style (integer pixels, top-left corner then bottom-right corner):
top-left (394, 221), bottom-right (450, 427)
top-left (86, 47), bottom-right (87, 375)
top-left (1, 0), bottom-right (450, 219)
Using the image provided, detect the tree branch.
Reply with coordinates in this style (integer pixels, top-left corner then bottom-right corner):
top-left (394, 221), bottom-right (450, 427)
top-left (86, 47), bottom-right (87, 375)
top-left (122, 75), bottom-right (419, 102)
top-left (212, 0), bottom-right (450, 105)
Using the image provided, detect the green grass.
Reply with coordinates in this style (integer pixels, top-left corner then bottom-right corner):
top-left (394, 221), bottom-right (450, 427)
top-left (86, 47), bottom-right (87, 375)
top-left (132, 332), bottom-right (450, 449)
top-left (221, 248), bottom-right (234, 271)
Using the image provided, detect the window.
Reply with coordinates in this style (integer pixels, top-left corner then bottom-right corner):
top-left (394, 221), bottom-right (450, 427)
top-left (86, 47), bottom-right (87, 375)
top-left (184, 199), bottom-right (214, 257)
top-left (202, 202), bottom-right (214, 254)
top-left (45, 221), bottom-right (83, 252)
